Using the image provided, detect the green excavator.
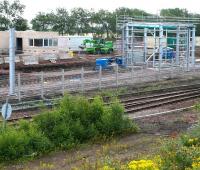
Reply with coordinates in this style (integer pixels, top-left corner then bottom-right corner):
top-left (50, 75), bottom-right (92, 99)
top-left (80, 39), bottom-right (114, 54)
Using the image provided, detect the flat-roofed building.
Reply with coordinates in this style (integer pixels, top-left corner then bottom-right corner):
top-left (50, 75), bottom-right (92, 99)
top-left (0, 30), bottom-right (59, 54)
top-left (0, 30), bottom-right (92, 65)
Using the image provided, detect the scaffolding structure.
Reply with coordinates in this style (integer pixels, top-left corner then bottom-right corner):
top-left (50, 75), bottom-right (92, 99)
top-left (117, 16), bottom-right (196, 70)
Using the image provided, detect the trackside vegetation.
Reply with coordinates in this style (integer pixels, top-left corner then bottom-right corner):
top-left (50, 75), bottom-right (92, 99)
top-left (71, 104), bottom-right (200, 170)
top-left (0, 94), bottom-right (138, 162)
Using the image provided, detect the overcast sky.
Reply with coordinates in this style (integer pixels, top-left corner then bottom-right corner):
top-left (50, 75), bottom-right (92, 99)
top-left (19, 0), bottom-right (200, 21)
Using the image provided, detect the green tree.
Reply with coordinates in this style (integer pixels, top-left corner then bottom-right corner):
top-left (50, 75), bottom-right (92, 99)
top-left (160, 8), bottom-right (189, 17)
top-left (52, 8), bottom-right (70, 35)
top-left (160, 8), bottom-right (200, 35)
top-left (14, 17), bottom-right (29, 31)
top-left (0, 15), bottom-right (9, 30)
top-left (70, 8), bottom-right (91, 35)
top-left (190, 13), bottom-right (200, 36)
top-left (114, 8), bottom-right (151, 36)
top-left (31, 12), bottom-right (55, 31)
top-left (0, 0), bottom-right (26, 30)
top-left (91, 10), bottom-right (115, 38)
top-left (115, 7), bottom-right (150, 18)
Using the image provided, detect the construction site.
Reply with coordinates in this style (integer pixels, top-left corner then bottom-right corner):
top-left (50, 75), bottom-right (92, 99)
top-left (1, 16), bottom-right (200, 99)
top-left (2, 12), bottom-right (200, 169)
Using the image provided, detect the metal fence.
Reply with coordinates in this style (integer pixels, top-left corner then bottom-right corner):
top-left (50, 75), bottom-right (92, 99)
top-left (1, 64), bottom-right (200, 102)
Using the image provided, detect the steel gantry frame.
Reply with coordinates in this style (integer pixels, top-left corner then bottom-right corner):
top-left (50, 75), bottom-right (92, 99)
top-left (117, 17), bottom-right (196, 71)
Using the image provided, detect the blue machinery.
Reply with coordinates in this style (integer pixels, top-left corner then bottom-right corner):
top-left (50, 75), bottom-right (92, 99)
top-left (95, 57), bottom-right (123, 70)
top-left (117, 17), bottom-right (196, 70)
top-left (95, 47), bottom-right (176, 70)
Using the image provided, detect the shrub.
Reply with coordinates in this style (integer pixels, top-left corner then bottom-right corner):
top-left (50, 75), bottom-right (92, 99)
top-left (34, 110), bottom-right (72, 147)
top-left (97, 100), bottom-right (138, 136)
top-left (0, 120), bottom-right (52, 162)
top-left (35, 93), bottom-right (138, 147)
top-left (18, 120), bottom-right (52, 154)
top-left (159, 122), bottom-right (200, 170)
top-left (0, 93), bottom-right (138, 162)
top-left (0, 128), bottom-right (30, 162)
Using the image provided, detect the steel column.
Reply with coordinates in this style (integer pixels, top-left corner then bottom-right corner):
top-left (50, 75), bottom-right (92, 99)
top-left (144, 28), bottom-right (148, 63)
top-left (17, 73), bottom-right (21, 101)
top-left (9, 28), bottom-right (15, 95)
top-left (159, 26), bottom-right (164, 71)
top-left (191, 27), bottom-right (196, 66)
top-left (176, 26), bottom-right (180, 65)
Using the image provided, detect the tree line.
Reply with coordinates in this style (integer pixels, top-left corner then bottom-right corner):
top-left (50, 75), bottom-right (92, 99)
top-left (1, 0), bottom-right (200, 37)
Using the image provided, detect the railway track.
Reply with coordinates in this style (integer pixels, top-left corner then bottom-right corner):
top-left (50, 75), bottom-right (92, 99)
top-left (124, 88), bottom-right (200, 113)
top-left (1, 85), bottom-right (200, 122)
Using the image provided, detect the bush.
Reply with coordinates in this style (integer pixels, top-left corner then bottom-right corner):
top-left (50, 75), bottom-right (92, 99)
top-left (159, 123), bottom-right (200, 170)
top-left (0, 93), bottom-right (138, 162)
top-left (35, 94), bottom-right (138, 146)
top-left (97, 101), bottom-right (137, 136)
top-left (0, 128), bottom-right (30, 162)
top-left (18, 120), bottom-right (52, 154)
top-left (0, 121), bottom-right (51, 162)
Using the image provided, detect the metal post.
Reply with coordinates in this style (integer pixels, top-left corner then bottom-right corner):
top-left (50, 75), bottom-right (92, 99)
top-left (170, 62), bottom-right (173, 79)
top-left (99, 65), bottom-right (102, 90)
top-left (158, 70), bottom-right (161, 81)
top-left (41, 71), bottom-right (44, 99)
top-left (122, 26), bottom-right (125, 65)
top-left (131, 26), bottom-right (134, 65)
top-left (61, 69), bottom-right (65, 95)
top-left (191, 27), bottom-right (196, 66)
top-left (81, 67), bottom-right (84, 92)
top-left (131, 65), bottom-right (134, 82)
top-left (159, 26), bottom-right (163, 71)
top-left (9, 28), bottom-right (15, 95)
top-left (126, 24), bottom-right (129, 65)
top-left (186, 28), bottom-right (190, 71)
top-left (2, 97), bottom-right (10, 130)
top-left (17, 73), bottom-right (21, 101)
top-left (176, 26), bottom-right (180, 65)
top-left (116, 64), bottom-right (119, 87)
top-left (153, 28), bottom-right (156, 67)
top-left (144, 28), bottom-right (148, 63)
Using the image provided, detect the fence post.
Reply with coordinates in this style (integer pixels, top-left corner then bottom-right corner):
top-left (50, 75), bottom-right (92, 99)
top-left (41, 71), bottom-right (44, 99)
top-left (141, 66), bottom-right (144, 83)
top-left (17, 73), bottom-right (21, 101)
top-left (158, 70), bottom-right (161, 81)
top-left (170, 62), bottom-right (173, 79)
top-left (131, 65), bottom-right (134, 83)
top-left (81, 67), bottom-right (84, 92)
top-left (116, 64), bottom-right (119, 87)
top-left (193, 64), bottom-right (196, 73)
top-left (61, 69), bottom-right (65, 95)
top-left (99, 65), bottom-right (102, 90)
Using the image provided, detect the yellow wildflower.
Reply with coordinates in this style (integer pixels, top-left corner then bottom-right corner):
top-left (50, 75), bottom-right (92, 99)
top-left (128, 159), bottom-right (159, 170)
top-left (101, 165), bottom-right (115, 170)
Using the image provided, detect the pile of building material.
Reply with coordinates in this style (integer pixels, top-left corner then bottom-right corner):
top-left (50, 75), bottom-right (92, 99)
top-left (23, 56), bottom-right (39, 65)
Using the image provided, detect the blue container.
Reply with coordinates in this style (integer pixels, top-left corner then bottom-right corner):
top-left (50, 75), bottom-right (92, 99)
top-left (162, 47), bottom-right (175, 59)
